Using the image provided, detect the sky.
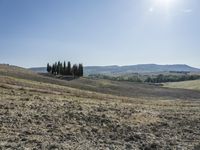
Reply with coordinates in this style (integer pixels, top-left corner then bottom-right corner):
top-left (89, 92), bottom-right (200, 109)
top-left (0, 0), bottom-right (200, 68)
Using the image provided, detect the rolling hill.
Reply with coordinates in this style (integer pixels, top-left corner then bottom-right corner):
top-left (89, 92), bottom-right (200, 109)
top-left (30, 64), bottom-right (200, 75)
top-left (84, 64), bottom-right (200, 75)
top-left (164, 79), bottom-right (200, 91)
top-left (1, 64), bottom-right (200, 149)
top-left (1, 64), bottom-right (200, 100)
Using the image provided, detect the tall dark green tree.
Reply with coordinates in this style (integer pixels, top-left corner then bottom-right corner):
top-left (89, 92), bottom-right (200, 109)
top-left (59, 61), bottom-right (63, 75)
top-left (55, 63), bottom-right (57, 74)
top-left (52, 64), bottom-right (55, 74)
top-left (63, 61), bottom-right (66, 75)
top-left (47, 61), bottom-right (83, 77)
top-left (47, 63), bottom-right (51, 73)
top-left (72, 64), bottom-right (78, 78)
top-left (67, 61), bottom-right (71, 75)
top-left (78, 64), bottom-right (83, 77)
top-left (57, 61), bottom-right (61, 75)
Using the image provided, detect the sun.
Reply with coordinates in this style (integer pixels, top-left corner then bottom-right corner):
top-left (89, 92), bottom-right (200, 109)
top-left (155, 0), bottom-right (174, 5)
top-left (153, 0), bottom-right (177, 10)
top-left (155, 0), bottom-right (174, 6)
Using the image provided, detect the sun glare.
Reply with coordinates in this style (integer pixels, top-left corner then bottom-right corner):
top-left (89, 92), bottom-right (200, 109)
top-left (155, 0), bottom-right (174, 5)
top-left (153, 0), bottom-right (177, 10)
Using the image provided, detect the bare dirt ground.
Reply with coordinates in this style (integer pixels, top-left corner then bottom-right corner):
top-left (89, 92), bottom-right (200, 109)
top-left (0, 75), bottom-right (200, 150)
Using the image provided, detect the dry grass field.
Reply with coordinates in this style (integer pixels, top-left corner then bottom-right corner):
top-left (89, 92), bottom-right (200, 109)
top-left (0, 65), bottom-right (200, 149)
top-left (164, 79), bottom-right (200, 91)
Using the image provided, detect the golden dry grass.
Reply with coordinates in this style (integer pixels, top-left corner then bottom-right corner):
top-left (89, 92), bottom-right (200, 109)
top-left (164, 79), bottom-right (200, 91)
top-left (0, 75), bottom-right (200, 149)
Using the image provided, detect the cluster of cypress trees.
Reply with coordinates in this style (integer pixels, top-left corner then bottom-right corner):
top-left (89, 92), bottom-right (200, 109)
top-left (47, 61), bottom-right (83, 77)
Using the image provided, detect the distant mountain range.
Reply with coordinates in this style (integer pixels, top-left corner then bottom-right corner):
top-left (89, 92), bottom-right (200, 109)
top-left (29, 64), bottom-right (200, 75)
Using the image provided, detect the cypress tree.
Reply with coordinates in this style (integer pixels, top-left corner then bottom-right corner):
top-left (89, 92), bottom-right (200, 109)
top-left (49, 65), bottom-right (52, 73)
top-left (63, 61), bottom-right (66, 75)
top-left (67, 61), bottom-right (71, 75)
top-left (78, 64), bottom-right (83, 77)
top-left (54, 63), bottom-right (57, 74)
top-left (47, 60), bottom-right (83, 77)
top-left (57, 62), bottom-right (59, 75)
top-left (59, 62), bottom-right (63, 75)
top-left (47, 63), bottom-right (50, 73)
top-left (72, 64), bottom-right (78, 77)
top-left (52, 64), bottom-right (55, 74)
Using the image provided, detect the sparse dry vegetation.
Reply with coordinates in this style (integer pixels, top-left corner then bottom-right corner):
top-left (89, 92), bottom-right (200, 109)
top-left (0, 65), bottom-right (200, 149)
top-left (164, 79), bottom-right (200, 91)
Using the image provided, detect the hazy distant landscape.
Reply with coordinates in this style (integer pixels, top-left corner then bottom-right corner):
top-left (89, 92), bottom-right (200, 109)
top-left (30, 64), bottom-right (200, 84)
top-left (30, 64), bottom-right (200, 74)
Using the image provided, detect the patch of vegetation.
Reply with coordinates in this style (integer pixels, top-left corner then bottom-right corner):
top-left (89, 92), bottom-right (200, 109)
top-left (88, 73), bottom-right (200, 84)
top-left (47, 61), bottom-right (83, 77)
top-left (145, 74), bottom-right (200, 83)
top-left (88, 74), bottom-right (143, 83)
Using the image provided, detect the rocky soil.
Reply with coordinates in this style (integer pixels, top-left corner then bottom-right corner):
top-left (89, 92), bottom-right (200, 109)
top-left (0, 76), bottom-right (200, 149)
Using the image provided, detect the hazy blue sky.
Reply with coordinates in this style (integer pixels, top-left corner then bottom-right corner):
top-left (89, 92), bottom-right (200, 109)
top-left (0, 0), bottom-right (199, 68)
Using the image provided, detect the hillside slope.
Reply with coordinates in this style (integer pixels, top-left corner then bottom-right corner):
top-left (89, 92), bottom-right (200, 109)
top-left (0, 65), bottom-right (200, 149)
top-left (1, 64), bottom-right (200, 100)
top-left (164, 79), bottom-right (200, 91)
